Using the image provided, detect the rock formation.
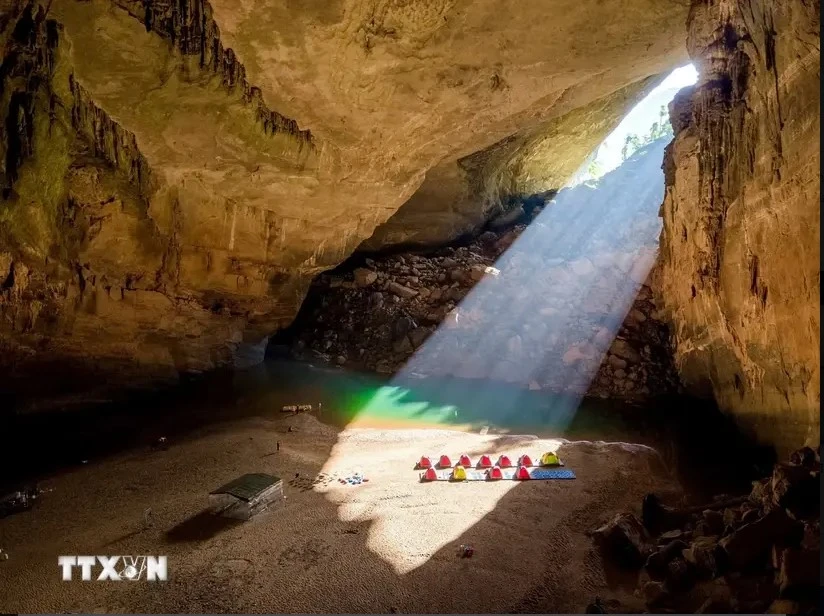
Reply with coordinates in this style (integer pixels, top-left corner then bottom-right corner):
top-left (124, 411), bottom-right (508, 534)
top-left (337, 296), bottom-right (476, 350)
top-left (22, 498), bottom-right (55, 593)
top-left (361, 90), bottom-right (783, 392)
top-left (655, 0), bottom-right (820, 452)
top-left (360, 77), bottom-right (663, 250)
top-left (0, 0), bottom-right (819, 459)
top-left (594, 445), bottom-right (820, 613)
top-left (0, 0), bottom-right (689, 409)
top-left (284, 138), bottom-right (680, 401)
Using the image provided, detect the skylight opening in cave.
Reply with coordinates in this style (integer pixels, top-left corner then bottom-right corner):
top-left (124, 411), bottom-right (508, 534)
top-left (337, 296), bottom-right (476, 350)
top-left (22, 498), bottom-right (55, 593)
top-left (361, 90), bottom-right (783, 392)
top-left (571, 64), bottom-right (698, 186)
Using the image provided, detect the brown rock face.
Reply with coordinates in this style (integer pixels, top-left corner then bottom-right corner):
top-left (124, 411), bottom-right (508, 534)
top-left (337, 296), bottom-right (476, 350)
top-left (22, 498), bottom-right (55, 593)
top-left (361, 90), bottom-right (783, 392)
top-left (655, 0), bottom-right (820, 452)
top-left (360, 77), bottom-right (663, 250)
top-left (0, 0), bottom-right (689, 407)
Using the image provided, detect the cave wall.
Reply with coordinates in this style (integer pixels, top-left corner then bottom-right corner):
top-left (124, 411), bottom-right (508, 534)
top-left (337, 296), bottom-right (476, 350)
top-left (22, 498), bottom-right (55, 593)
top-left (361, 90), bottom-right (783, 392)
top-left (361, 76), bottom-right (663, 251)
top-left (655, 0), bottom-right (820, 451)
top-left (0, 0), bottom-right (690, 409)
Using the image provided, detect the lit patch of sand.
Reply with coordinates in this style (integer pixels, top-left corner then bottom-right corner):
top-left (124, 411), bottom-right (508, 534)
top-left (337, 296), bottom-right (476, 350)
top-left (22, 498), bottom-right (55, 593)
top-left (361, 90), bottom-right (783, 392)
top-left (320, 428), bottom-right (560, 574)
top-left (0, 414), bottom-right (674, 613)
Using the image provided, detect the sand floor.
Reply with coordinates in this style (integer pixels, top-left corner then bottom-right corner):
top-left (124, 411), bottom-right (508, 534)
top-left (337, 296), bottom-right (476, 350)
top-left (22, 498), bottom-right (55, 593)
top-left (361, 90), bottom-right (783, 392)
top-left (0, 411), bottom-right (678, 613)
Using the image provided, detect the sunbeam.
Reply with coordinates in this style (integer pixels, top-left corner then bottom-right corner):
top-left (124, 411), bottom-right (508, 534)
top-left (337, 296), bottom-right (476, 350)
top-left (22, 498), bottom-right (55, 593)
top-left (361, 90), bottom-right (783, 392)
top-left (315, 65), bottom-right (700, 573)
top-left (345, 64), bottom-right (699, 436)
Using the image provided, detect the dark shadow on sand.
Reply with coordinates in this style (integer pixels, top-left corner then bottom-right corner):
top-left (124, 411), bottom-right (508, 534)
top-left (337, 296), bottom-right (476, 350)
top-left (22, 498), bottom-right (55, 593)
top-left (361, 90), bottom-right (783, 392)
top-left (164, 509), bottom-right (245, 544)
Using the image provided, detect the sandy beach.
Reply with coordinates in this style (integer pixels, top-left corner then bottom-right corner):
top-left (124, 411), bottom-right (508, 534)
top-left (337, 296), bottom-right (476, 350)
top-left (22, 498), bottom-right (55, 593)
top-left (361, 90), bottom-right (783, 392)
top-left (0, 410), bottom-right (677, 613)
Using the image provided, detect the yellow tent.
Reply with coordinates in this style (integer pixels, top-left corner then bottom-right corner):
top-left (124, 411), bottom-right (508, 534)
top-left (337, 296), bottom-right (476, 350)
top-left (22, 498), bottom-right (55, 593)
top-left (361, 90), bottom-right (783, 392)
top-left (541, 451), bottom-right (560, 466)
top-left (452, 464), bottom-right (467, 481)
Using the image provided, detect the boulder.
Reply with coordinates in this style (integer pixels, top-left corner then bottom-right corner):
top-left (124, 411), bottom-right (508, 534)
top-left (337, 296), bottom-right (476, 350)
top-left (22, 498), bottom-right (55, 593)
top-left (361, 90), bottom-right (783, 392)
top-left (640, 580), bottom-right (667, 607)
top-left (770, 463), bottom-right (819, 517)
top-left (665, 556), bottom-right (693, 591)
top-left (592, 513), bottom-right (651, 569)
top-left (408, 327), bottom-right (431, 349)
top-left (609, 339), bottom-right (641, 363)
top-left (387, 282), bottom-right (418, 299)
top-left (645, 539), bottom-right (688, 576)
top-left (718, 508), bottom-right (802, 570)
top-left (682, 536), bottom-right (722, 579)
top-left (776, 547), bottom-right (819, 599)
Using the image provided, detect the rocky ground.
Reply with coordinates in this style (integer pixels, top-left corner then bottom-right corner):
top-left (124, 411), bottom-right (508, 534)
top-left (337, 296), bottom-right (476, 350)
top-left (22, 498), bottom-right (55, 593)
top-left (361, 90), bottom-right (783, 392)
top-left (593, 446), bottom-right (820, 614)
top-left (281, 139), bottom-right (681, 403)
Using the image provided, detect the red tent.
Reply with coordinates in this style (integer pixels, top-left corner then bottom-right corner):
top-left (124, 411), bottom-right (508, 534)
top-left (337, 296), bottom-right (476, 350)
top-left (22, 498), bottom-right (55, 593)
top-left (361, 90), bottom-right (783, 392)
top-left (422, 467), bottom-right (438, 481)
top-left (498, 454), bottom-right (513, 468)
top-left (418, 456), bottom-right (432, 469)
top-left (518, 454), bottom-right (534, 467)
top-left (438, 454), bottom-right (452, 468)
top-left (477, 454), bottom-right (493, 468)
top-left (458, 454), bottom-right (472, 467)
top-left (514, 466), bottom-right (531, 480)
top-left (487, 465), bottom-right (504, 480)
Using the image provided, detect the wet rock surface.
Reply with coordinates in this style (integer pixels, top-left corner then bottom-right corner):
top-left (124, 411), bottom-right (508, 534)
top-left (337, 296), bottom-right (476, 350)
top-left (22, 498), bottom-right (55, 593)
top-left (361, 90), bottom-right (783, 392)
top-left (593, 446), bottom-right (820, 614)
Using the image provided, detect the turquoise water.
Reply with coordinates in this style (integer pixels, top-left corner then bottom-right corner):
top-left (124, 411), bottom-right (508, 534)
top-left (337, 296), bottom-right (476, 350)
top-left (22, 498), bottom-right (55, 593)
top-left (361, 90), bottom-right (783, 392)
top-left (1, 358), bottom-right (770, 498)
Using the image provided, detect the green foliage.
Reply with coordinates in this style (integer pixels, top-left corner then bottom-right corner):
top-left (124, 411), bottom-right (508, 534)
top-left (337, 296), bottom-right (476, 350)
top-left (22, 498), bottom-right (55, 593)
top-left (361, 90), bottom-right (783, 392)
top-left (586, 146), bottom-right (602, 178)
top-left (620, 105), bottom-right (674, 161)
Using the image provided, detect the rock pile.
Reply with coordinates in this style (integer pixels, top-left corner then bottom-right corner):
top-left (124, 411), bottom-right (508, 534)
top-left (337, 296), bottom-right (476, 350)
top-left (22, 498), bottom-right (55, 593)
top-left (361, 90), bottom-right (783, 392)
top-left (286, 230), bottom-right (677, 400)
top-left (592, 447), bottom-right (820, 613)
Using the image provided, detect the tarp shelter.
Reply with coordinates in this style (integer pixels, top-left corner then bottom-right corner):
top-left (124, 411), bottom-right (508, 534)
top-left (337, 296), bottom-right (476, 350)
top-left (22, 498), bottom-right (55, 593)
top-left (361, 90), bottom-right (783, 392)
top-left (541, 451), bottom-right (561, 466)
top-left (438, 454), bottom-right (452, 468)
top-left (418, 456), bottom-right (433, 469)
top-left (452, 465), bottom-right (467, 481)
top-left (498, 454), bottom-right (513, 468)
top-left (458, 454), bottom-right (472, 467)
top-left (514, 466), bottom-right (531, 481)
top-left (487, 466), bottom-right (504, 480)
top-left (518, 454), bottom-right (534, 467)
top-left (422, 467), bottom-right (438, 482)
top-left (209, 473), bottom-right (283, 520)
top-left (477, 454), bottom-right (493, 468)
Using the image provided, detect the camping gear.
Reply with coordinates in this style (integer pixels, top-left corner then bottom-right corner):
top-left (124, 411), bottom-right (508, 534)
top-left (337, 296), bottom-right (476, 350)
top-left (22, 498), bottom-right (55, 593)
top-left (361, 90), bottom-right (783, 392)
top-left (451, 465), bottom-right (467, 481)
top-left (281, 404), bottom-right (314, 413)
top-left (530, 468), bottom-right (576, 480)
top-left (417, 453), bottom-right (565, 469)
top-left (420, 467), bottom-right (576, 481)
top-left (0, 485), bottom-right (41, 519)
top-left (514, 466), bottom-right (531, 480)
top-left (209, 473), bottom-right (283, 520)
top-left (540, 451), bottom-right (562, 466)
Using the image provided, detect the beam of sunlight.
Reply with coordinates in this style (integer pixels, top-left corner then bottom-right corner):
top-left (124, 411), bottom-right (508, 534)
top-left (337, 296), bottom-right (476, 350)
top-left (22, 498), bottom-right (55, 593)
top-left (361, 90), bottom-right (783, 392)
top-left (339, 64), bottom-right (698, 437)
top-left (316, 64), bottom-right (698, 574)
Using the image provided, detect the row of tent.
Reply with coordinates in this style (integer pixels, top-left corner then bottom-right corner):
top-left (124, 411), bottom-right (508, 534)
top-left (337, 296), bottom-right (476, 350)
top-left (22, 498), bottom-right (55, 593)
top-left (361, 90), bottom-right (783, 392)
top-left (417, 452), bottom-right (561, 470)
top-left (420, 464), bottom-right (534, 481)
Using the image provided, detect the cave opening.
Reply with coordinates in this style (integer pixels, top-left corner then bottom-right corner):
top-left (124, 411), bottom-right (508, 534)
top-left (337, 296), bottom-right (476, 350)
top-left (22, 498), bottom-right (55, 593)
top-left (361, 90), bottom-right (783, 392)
top-left (0, 0), bottom-right (819, 607)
